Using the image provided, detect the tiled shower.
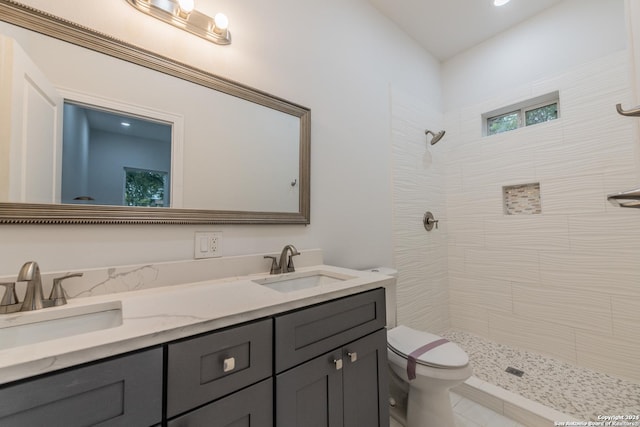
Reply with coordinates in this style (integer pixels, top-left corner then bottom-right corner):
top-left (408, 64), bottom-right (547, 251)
top-left (443, 50), bottom-right (640, 384)
top-left (390, 3), bottom-right (640, 421)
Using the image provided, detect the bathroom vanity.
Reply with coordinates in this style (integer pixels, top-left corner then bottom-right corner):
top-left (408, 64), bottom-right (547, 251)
top-left (0, 257), bottom-right (393, 427)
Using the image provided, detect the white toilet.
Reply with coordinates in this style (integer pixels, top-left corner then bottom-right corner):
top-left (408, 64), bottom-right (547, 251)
top-left (368, 268), bottom-right (472, 427)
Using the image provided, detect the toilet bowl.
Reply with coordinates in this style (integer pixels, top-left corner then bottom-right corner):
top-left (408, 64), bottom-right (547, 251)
top-left (387, 325), bottom-right (472, 427)
top-left (366, 268), bottom-right (472, 427)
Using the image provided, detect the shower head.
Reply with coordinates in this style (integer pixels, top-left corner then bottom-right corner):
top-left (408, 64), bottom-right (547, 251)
top-left (425, 129), bottom-right (445, 145)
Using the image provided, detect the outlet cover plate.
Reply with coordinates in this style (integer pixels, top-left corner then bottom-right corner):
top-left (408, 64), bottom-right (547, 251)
top-left (194, 231), bottom-right (223, 259)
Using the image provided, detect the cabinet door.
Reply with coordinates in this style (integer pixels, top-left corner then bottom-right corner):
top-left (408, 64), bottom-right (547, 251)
top-left (168, 378), bottom-right (273, 427)
top-left (276, 349), bottom-right (344, 427)
top-left (343, 329), bottom-right (390, 427)
top-left (0, 347), bottom-right (163, 427)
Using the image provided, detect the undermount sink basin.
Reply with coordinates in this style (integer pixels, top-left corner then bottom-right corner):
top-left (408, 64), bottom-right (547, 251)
top-left (0, 301), bottom-right (122, 350)
top-left (252, 270), bottom-right (355, 293)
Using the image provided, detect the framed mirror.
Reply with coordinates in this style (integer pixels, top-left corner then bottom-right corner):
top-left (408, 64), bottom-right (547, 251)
top-left (0, 0), bottom-right (310, 224)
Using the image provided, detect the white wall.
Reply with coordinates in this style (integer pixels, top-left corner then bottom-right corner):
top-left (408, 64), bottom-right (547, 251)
top-left (443, 0), bottom-right (627, 112)
top-left (0, 0), bottom-right (441, 274)
top-left (442, 0), bottom-right (640, 382)
top-left (61, 104), bottom-right (90, 203)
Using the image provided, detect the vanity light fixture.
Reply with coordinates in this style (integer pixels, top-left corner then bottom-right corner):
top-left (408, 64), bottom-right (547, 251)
top-left (493, 0), bottom-right (511, 6)
top-left (125, 0), bottom-right (231, 45)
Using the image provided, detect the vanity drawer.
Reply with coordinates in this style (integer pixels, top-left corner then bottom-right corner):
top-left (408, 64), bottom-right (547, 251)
top-left (166, 318), bottom-right (273, 418)
top-left (0, 347), bottom-right (163, 427)
top-left (274, 288), bottom-right (386, 373)
top-left (167, 378), bottom-right (273, 427)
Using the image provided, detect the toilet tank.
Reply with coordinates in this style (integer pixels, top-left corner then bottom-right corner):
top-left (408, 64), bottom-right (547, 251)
top-left (364, 267), bottom-right (398, 329)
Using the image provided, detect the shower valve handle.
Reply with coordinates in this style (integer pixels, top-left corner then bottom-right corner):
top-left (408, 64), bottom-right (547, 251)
top-left (423, 211), bottom-right (439, 231)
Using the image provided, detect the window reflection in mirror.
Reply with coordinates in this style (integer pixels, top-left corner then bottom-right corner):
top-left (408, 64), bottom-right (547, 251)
top-left (124, 167), bottom-right (169, 207)
top-left (61, 102), bottom-right (172, 207)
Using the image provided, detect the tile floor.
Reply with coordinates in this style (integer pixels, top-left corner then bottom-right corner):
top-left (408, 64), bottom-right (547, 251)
top-left (389, 392), bottom-right (525, 427)
top-left (441, 329), bottom-right (640, 421)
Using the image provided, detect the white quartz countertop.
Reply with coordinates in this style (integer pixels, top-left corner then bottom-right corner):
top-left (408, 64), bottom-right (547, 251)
top-left (0, 265), bottom-right (392, 384)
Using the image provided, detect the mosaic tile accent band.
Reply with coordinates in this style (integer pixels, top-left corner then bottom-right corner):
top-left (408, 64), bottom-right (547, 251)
top-left (503, 183), bottom-right (541, 215)
top-left (441, 329), bottom-right (640, 422)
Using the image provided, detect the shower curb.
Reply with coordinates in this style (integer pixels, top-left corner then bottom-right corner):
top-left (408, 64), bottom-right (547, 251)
top-left (453, 375), bottom-right (581, 427)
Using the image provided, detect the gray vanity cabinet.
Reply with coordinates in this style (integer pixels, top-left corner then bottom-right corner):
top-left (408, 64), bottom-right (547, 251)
top-left (0, 347), bottom-right (163, 427)
top-left (342, 329), bottom-right (389, 427)
top-left (166, 318), bottom-right (273, 424)
top-left (274, 289), bottom-right (389, 427)
top-left (276, 347), bottom-right (344, 426)
top-left (167, 378), bottom-right (273, 427)
top-left (0, 287), bottom-right (388, 427)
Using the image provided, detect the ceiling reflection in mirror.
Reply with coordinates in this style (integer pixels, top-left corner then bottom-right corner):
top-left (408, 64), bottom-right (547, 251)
top-left (62, 103), bottom-right (173, 208)
top-left (0, 0), bottom-right (310, 224)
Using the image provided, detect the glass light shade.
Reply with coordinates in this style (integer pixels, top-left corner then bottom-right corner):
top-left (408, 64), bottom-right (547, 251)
top-left (493, 0), bottom-right (511, 6)
top-left (214, 13), bottom-right (229, 30)
top-left (177, 0), bottom-right (195, 13)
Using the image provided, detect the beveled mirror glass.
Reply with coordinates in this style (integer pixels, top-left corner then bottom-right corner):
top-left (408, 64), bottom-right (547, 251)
top-left (0, 0), bottom-right (310, 224)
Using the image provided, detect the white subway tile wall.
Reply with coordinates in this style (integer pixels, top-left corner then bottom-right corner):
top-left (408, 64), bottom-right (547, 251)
top-left (390, 87), bottom-right (450, 332)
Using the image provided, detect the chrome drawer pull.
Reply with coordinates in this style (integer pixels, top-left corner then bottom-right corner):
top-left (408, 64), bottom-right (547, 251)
top-left (347, 352), bottom-right (357, 363)
top-left (223, 357), bottom-right (236, 373)
top-left (333, 358), bottom-right (343, 370)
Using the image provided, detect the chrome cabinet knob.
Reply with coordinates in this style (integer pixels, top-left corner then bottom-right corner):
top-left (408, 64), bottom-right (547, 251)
top-left (223, 357), bottom-right (236, 373)
top-left (333, 358), bottom-right (343, 370)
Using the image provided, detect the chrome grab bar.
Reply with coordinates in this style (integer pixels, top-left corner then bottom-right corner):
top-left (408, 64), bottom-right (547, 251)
top-left (615, 103), bottom-right (640, 117)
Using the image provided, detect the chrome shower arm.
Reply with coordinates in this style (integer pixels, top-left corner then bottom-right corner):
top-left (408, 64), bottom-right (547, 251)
top-left (615, 103), bottom-right (640, 117)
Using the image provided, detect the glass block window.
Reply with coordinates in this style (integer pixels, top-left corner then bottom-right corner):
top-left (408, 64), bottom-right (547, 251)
top-left (484, 92), bottom-right (559, 136)
top-left (503, 183), bottom-right (541, 215)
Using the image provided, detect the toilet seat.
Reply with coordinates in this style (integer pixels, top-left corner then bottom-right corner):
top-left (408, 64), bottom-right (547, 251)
top-left (387, 325), bottom-right (469, 369)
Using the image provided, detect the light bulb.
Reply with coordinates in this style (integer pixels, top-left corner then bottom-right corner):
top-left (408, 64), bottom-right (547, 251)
top-left (493, 0), bottom-right (511, 6)
top-left (177, 0), bottom-right (195, 13)
top-left (214, 13), bottom-right (229, 30)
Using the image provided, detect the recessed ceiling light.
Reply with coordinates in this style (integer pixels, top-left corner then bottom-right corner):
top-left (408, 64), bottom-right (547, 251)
top-left (494, 0), bottom-right (511, 6)
top-left (121, 122), bottom-right (131, 127)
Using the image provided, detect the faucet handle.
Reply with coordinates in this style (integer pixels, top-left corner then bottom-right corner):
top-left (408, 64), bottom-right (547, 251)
top-left (264, 256), bottom-right (279, 275)
top-left (49, 273), bottom-right (83, 306)
top-left (0, 282), bottom-right (18, 306)
top-left (0, 282), bottom-right (21, 314)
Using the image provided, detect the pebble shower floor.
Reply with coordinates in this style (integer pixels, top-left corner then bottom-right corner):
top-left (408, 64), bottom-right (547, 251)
top-left (440, 330), bottom-right (640, 422)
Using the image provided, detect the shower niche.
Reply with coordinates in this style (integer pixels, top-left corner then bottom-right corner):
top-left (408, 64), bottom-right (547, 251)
top-left (502, 183), bottom-right (541, 215)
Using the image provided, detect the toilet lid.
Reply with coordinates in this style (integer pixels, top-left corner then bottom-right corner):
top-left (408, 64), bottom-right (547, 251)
top-left (387, 325), bottom-right (468, 369)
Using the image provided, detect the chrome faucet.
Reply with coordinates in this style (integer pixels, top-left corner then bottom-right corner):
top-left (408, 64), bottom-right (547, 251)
top-left (18, 261), bottom-right (45, 311)
top-left (264, 244), bottom-right (301, 274)
top-left (279, 244), bottom-right (300, 274)
top-left (0, 262), bottom-right (82, 314)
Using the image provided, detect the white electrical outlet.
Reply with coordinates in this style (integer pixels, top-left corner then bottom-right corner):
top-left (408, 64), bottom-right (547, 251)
top-left (194, 231), bottom-right (223, 259)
